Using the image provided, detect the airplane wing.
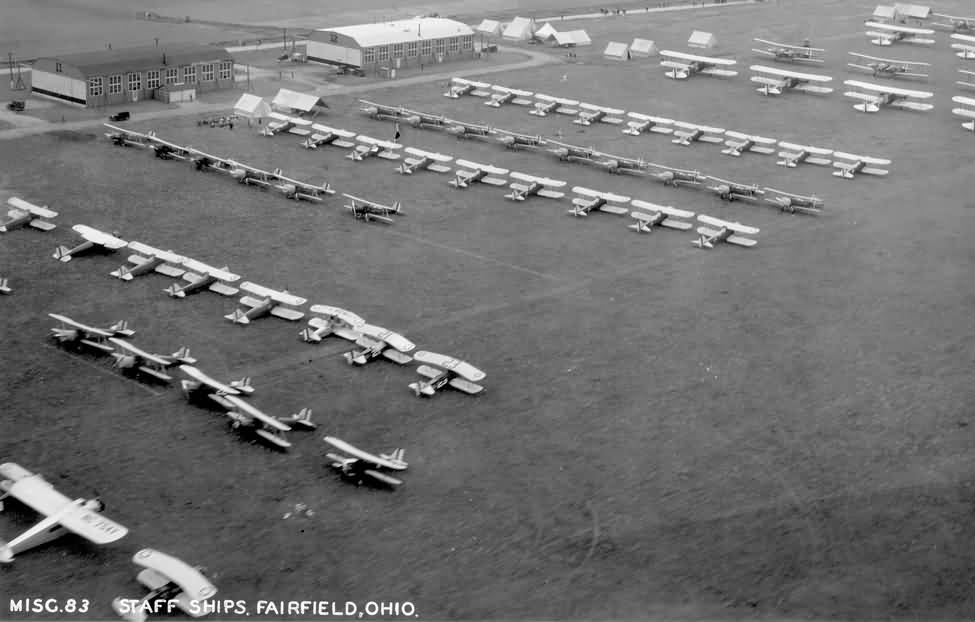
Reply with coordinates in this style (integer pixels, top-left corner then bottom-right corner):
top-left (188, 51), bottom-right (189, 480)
top-left (179, 365), bottom-right (240, 395)
top-left (412, 350), bottom-right (486, 381)
top-left (238, 282), bottom-right (307, 307)
top-left (47, 313), bottom-right (113, 338)
top-left (178, 258), bottom-right (239, 282)
top-left (222, 395), bottom-right (290, 431)
top-left (131, 549), bottom-right (216, 600)
top-left (358, 324), bottom-right (415, 353)
top-left (832, 151), bottom-right (891, 165)
top-left (54, 500), bottom-right (128, 544)
top-left (660, 49), bottom-right (736, 65)
top-left (309, 305), bottom-right (365, 326)
top-left (108, 338), bottom-right (172, 366)
top-left (0, 464), bottom-right (74, 517)
top-left (363, 470), bottom-right (403, 486)
top-left (7, 197), bottom-right (58, 219)
top-left (455, 160), bottom-right (509, 175)
top-left (630, 199), bottom-right (695, 219)
top-left (698, 214), bottom-right (760, 234)
top-left (842, 79), bottom-right (933, 98)
top-left (865, 21), bottom-right (935, 35)
top-left (323, 436), bottom-right (408, 470)
top-left (749, 64), bottom-right (831, 82)
top-left (72, 224), bottom-right (127, 249)
top-left (126, 241), bottom-right (182, 264)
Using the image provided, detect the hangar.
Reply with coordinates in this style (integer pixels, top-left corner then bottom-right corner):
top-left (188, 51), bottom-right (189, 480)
top-left (306, 17), bottom-right (476, 73)
top-left (31, 43), bottom-right (235, 107)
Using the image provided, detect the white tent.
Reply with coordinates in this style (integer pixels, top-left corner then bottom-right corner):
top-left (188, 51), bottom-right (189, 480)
top-left (603, 41), bottom-right (629, 60)
top-left (554, 30), bottom-right (591, 47)
top-left (233, 93), bottom-right (271, 118)
top-left (629, 38), bottom-right (658, 57)
top-left (534, 22), bottom-right (558, 41)
top-left (502, 17), bottom-right (534, 41)
top-left (871, 5), bottom-right (897, 21)
top-left (271, 89), bottom-right (326, 114)
top-left (893, 3), bottom-right (930, 19)
top-left (475, 19), bottom-right (501, 36)
top-left (687, 30), bottom-right (716, 49)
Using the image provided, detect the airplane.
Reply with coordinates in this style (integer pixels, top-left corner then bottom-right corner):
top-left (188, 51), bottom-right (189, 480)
top-left (271, 169), bottom-right (335, 201)
top-left (692, 215), bottom-right (760, 249)
top-left (260, 112), bottom-right (313, 137)
top-left (0, 278), bottom-right (9, 295)
top-left (752, 38), bottom-right (825, 63)
top-left (933, 13), bottom-right (975, 32)
top-left (400, 107), bottom-right (451, 130)
top-left (959, 69), bottom-right (975, 89)
top-left (704, 176), bottom-right (766, 202)
top-left (864, 21), bottom-right (936, 46)
top-left (595, 153), bottom-right (654, 175)
top-left (763, 188), bottom-right (825, 214)
top-left (301, 124), bottom-right (358, 150)
top-left (448, 160), bottom-right (510, 188)
top-left (505, 172), bottom-right (567, 201)
top-left (49, 313), bottom-right (134, 354)
top-left (568, 187), bottom-right (631, 217)
top-left (950, 33), bottom-right (975, 59)
top-left (301, 304), bottom-right (366, 343)
top-left (165, 257), bottom-right (240, 298)
top-left (408, 350), bottom-right (486, 397)
top-left (847, 52), bottom-right (930, 79)
top-left (444, 77), bottom-right (492, 98)
top-left (343, 323), bottom-right (415, 366)
top-left (842, 79), bottom-right (934, 112)
top-left (103, 123), bottom-right (155, 148)
top-left (547, 139), bottom-right (601, 164)
top-left (621, 112), bottom-right (675, 136)
top-left (952, 95), bottom-right (975, 131)
top-left (573, 103), bottom-right (625, 126)
top-left (397, 147), bottom-right (453, 175)
top-left (659, 49), bottom-right (739, 79)
top-left (144, 135), bottom-right (197, 161)
top-left (444, 119), bottom-right (496, 140)
top-left (179, 364), bottom-right (253, 410)
top-left (358, 99), bottom-right (408, 121)
top-left (528, 94), bottom-right (580, 117)
top-left (721, 131), bottom-right (778, 157)
top-left (109, 242), bottom-right (185, 281)
top-left (628, 201), bottom-right (695, 233)
top-left (484, 85), bottom-right (534, 108)
top-left (776, 141), bottom-right (835, 168)
top-left (343, 193), bottom-right (402, 224)
top-left (0, 197), bottom-right (58, 233)
top-left (831, 151), bottom-right (891, 178)
top-left (112, 548), bottom-right (216, 622)
top-left (749, 65), bottom-right (834, 96)
top-left (671, 121), bottom-right (726, 146)
top-left (495, 129), bottom-right (547, 150)
top-left (220, 395), bottom-right (298, 450)
top-left (323, 436), bottom-right (408, 487)
top-left (53, 224), bottom-right (127, 262)
top-left (225, 282), bottom-right (306, 325)
top-left (347, 135), bottom-right (404, 161)
top-left (646, 163), bottom-right (706, 187)
top-left (108, 338), bottom-right (196, 384)
top-left (0, 462), bottom-right (128, 563)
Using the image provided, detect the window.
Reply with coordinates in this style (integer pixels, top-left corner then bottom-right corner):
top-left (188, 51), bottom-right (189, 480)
top-left (165, 67), bottom-right (179, 84)
top-left (420, 39), bottom-right (432, 56)
top-left (434, 38), bottom-right (446, 55)
top-left (362, 48), bottom-right (375, 64)
top-left (448, 37), bottom-right (459, 53)
top-left (462, 35), bottom-right (473, 50)
top-left (108, 74), bottom-right (122, 94)
top-left (182, 65), bottom-right (196, 84)
top-left (87, 77), bottom-right (103, 97)
top-left (201, 63), bottom-right (214, 81)
top-left (406, 41), bottom-right (418, 57)
top-left (376, 45), bottom-right (389, 61)
top-left (146, 70), bottom-right (160, 89)
top-left (127, 72), bottom-right (141, 91)
top-left (392, 43), bottom-right (403, 58)
top-left (55, 62), bottom-right (62, 73)
top-left (219, 61), bottom-right (232, 80)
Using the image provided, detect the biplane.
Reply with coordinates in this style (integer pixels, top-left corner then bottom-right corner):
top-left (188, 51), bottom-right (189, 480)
top-left (751, 38), bottom-right (825, 63)
top-left (831, 151), bottom-right (891, 178)
top-left (347, 135), bottom-right (404, 161)
top-left (628, 201), bottom-right (695, 233)
top-left (444, 77), bottom-right (492, 98)
top-left (547, 140), bottom-right (601, 164)
top-left (179, 364), bottom-right (253, 410)
top-left (408, 350), bottom-right (486, 397)
top-left (301, 124), bottom-right (357, 150)
top-left (933, 12), bottom-right (975, 32)
top-left (0, 462), bottom-right (128, 563)
top-left (109, 242), bottom-right (184, 281)
top-left (659, 50), bottom-right (739, 79)
top-left (225, 282), bottom-right (307, 325)
top-left (261, 112), bottom-right (313, 137)
top-left (847, 52), bottom-right (930, 79)
top-left (596, 154), bottom-right (653, 175)
top-left (763, 188), bottom-right (825, 214)
top-left (952, 95), bottom-right (975, 131)
top-left (622, 112), bottom-right (675, 136)
top-left (505, 172), bottom-right (567, 201)
top-left (146, 135), bottom-right (196, 161)
top-left (864, 21), bottom-right (936, 46)
top-left (324, 436), bottom-right (408, 488)
top-left (573, 103), bottom-right (625, 126)
top-left (108, 338), bottom-right (196, 384)
top-left (721, 131), bottom-right (778, 157)
top-left (448, 160), bottom-right (510, 188)
top-left (445, 119), bottom-right (496, 140)
top-left (104, 123), bottom-right (154, 148)
top-left (776, 141), bottom-right (834, 168)
top-left (704, 176), bottom-right (766, 202)
top-left (0, 278), bottom-right (9, 295)
top-left (958, 69), bottom-right (975, 89)
top-left (343, 193), bottom-right (402, 224)
top-left (301, 305), bottom-right (366, 343)
top-left (359, 99), bottom-right (407, 121)
top-left (0, 197), bottom-right (58, 233)
top-left (401, 107), bottom-right (450, 130)
top-left (749, 65), bottom-right (834, 95)
top-left (112, 548), bottom-right (216, 622)
top-left (843, 79), bottom-right (934, 112)
top-left (671, 121), bottom-right (726, 146)
top-left (343, 324), bottom-right (415, 366)
top-left (495, 129), bottom-right (547, 150)
top-left (647, 163), bottom-right (706, 187)
top-left (568, 187), bottom-right (631, 217)
top-left (484, 85), bottom-right (534, 108)
top-left (528, 94), bottom-right (580, 117)
top-left (54, 225), bottom-right (127, 262)
top-left (950, 33), bottom-right (975, 59)
top-left (220, 395), bottom-right (305, 450)
top-left (49, 313), bottom-right (134, 354)
top-left (166, 258), bottom-right (240, 298)
top-left (692, 215), bottom-right (760, 249)
top-left (397, 147), bottom-right (453, 175)
top-left (272, 170), bottom-right (335, 201)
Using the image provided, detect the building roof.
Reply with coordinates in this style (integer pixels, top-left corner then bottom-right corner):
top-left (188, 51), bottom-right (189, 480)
top-left (316, 18), bottom-right (473, 48)
top-left (271, 88), bottom-right (325, 113)
top-left (39, 43), bottom-right (232, 77)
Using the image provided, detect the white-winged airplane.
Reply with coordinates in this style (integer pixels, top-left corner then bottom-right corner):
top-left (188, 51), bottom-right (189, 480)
top-left (166, 258), bottom-right (240, 298)
top-left (573, 103), bottom-right (625, 126)
top-left (622, 112), bottom-right (675, 136)
top-left (763, 188), bottom-right (825, 214)
top-left (112, 548), bottom-right (217, 622)
top-left (220, 395), bottom-right (298, 450)
top-left (179, 364), bottom-right (253, 410)
top-left (495, 129), bottom-right (547, 150)
top-left (646, 163), bottom-right (706, 187)
top-left (444, 119), bottom-right (496, 140)
top-left (343, 193), bottom-right (402, 224)
top-left (950, 33), bottom-right (975, 59)
top-left (864, 21), bottom-right (936, 46)
top-left (344, 324), bottom-right (415, 366)
top-left (108, 338), bottom-right (196, 384)
top-left (692, 215), bottom-right (760, 249)
top-left (397, 147), bottom-right (453, 175)
top-left (0, 462), bottom-right (128, 563)
top-left (933, 13), bottom-right (975, 32)
top-left (704, 176), bottom-right (766, 202)
top-left (721, 131), bottom-right (778, 157)
top-left (400, 107), bottom-right (451, 130)
top-left (448, 160), bottom-right (510, 188)
top-left (847, 52), bottom-right (930, 79)
top-left (484, 85), bottom-right (534, 108)
top-left (659, 49), bottom-right (738, 79)
top-left (843, 79), bottom-right (934, 112)
top-left (270, 169), bottom-right (335, 202)
top-left (831, 151), bottom-right (891, 178)
top-left (358, 99), bottom-right (407, 121)
top-left (53, 224), bottom-right (127, 262)
top-left (0, 197), bottom-right (58, 233)
top-left (671, 121), bottom-right (726, 146)
top-left (0, 278), bottom-right (9, 295)
top-left (49, 312), bottom-right (134, 354)
top-left (225, 282), bottom-right (307, 325)
top-left (109, 242), bottom-right (184, 281)
top-left (547, 139), bottom-right (601, 164)
top-left (959, 69), bottom-right (975, 89)
top-left (595, 153), bottom-right (654, 176)
top-left (505, 172), bottom-right (567, 201)
top-left (750, 65), bottom-right (834, 96)
top-left (529, 94), bottom-right (580, 117)
top-left (301, 124), bottom-right (358, 150)
top-left (628, 200), bottom-right (695, 233)
top-left (103, 123), bottom-right (155, 149)
top-left (347, 135), bottom-right (403, 161)
top-left (776, 141), bottom-right (834, 168)
top-left (301, 305), bottom-right (366, 343)
top-left (324, 436), bottom-right (408, 487)
top-left (409, 350), bottom-right (486, 397)
top-left (444, 77), bottom-right (492, 98)
top-left (568, 187), bottom-right (631, 217)
top-left (752, 38), bottom-right (825, 63)
top-left (261, 112), bottom-right (313, 137)
top-left (952, 95), bottom-right (975, 131)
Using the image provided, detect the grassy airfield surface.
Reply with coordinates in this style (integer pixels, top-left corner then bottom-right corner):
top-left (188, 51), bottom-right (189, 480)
top-left (3, 0), bottom-right (975, 620)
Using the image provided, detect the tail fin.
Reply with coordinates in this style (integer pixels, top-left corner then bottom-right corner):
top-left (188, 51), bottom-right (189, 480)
top-left (300, 327), bottom-right (321, 343)
top-left (171, 347), bottom-right (195, 363)
top-left (165, 283), bottom-right (185, 298)
top-left (226, 309), bottom-right (250, 324)
top-left (109, 320), bottom-right (129, 334)
top-left (391, 201), bottom-right (401, 214)
top-left (53, 246), bottom-right (72, 262)
top-left (0, 278), bottom-right (10, 294)
top-left (230, 377), bottom-right (254, 394)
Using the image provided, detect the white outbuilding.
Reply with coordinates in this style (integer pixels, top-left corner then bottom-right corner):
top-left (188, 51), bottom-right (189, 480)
top-left (503, 17), bottom-right (535, 41)
top-left (603, 42), bottom-right (630, 60)
top-left (629, 38), bottom-right (659, 57)
top-left (687, 30), bottom-right (717, 49)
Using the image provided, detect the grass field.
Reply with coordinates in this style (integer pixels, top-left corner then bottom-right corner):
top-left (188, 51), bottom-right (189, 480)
top-left (3, 0), bottom-right (975, 620)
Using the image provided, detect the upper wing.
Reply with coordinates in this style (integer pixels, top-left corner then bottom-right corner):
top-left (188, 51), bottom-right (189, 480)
top-left (7, 197), bottom-right (58, 219)
top-left (223, 395), bottom-right (290, 431)
top-left (72, 224), bottom-right (127, 249)
top-left (56, 500), bottom-right (128, 544)
top-left (179, 365), bottom-right (240, 395)
top-left (238, 282), bottom-right (307, 307)
top-left (323, 436), bottom-right (405, 470)
top-left (843, 80), bottom-right (933, 98)
top-left (131, 548), bottom-right (216, 600)
top-left (0, 465), bottom-right (73, 516)
top-left (412, 350), bottom-right (486, 381)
